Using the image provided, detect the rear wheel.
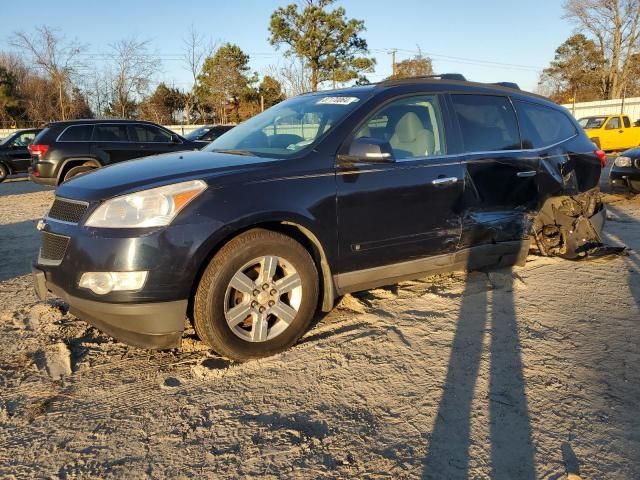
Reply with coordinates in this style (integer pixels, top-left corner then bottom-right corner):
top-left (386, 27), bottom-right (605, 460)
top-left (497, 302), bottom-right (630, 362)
top-left (0, 163), bottom-right (7, 183)
top-left (193, 229), bottom-right (319, 361)
top-left (63, 165), bottom-right (95, 183)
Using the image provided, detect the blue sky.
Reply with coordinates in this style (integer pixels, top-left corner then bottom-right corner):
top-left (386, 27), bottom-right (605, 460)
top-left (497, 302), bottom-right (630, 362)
top-left (0, 0), bottom-right (575, 92)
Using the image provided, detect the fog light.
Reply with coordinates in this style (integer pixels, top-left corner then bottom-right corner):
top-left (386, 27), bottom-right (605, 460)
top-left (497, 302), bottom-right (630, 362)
top-left (79, 271), bottom-right (148, 295)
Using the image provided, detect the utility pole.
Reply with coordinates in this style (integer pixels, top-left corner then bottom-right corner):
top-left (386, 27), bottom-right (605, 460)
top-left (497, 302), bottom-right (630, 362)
top-left (260, 95), bottom-right (265, 113)
top-left (389, 49), bottom-right (397, 77)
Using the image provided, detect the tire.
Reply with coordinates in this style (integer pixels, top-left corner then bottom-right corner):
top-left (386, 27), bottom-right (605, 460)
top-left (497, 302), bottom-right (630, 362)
top-left (63, 165), bottom-right (95, 183)
top-left (193, 228), bottom-right (319, 361)
top-left (0, 163), bottom-right (7, 183)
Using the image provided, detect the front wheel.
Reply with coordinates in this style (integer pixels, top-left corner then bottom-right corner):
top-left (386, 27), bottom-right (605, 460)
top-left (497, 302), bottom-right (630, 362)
top-left (193, 229), bottom-right (319, 361)
top-left (0, 163), bottom-right (7, 183)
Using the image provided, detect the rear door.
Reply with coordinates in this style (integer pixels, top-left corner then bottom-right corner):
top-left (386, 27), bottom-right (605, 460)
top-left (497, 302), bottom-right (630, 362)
top-left (91, 124), bottom-right (139, 164)
top-left (449, 94), bottom-right (540, 249)
top-left (336, 93), bottom-right (465, 276)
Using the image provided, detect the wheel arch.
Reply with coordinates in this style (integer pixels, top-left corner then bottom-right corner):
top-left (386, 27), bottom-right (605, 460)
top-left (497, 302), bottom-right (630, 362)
top-left (0, 160), bottom-right (11, 175)
top-left (56, 157), bottom-right (101, 185)
top-left (187, 219), bottom-right (336, 322)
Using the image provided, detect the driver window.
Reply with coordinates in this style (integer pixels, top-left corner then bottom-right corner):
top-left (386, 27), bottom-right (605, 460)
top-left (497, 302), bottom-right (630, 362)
top-left (606, 117), bottom-right (621, 130)
top-left (354, 95), bottom-right (446, 160)
top-left (13, 132), bottom-right (36, 147)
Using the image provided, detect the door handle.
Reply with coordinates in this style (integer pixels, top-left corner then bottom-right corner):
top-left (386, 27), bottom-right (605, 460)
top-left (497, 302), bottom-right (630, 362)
top-left (517, 170), bottom-right (537, 178)
top-left (432, 176), bottom-right (459, 186)
top-left (619, 130), bottom-right (624, 133)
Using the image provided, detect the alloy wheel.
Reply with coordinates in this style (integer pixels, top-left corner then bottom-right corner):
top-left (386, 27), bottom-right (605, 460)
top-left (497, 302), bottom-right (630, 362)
top-left (224, 255), bottom-right (302, 342)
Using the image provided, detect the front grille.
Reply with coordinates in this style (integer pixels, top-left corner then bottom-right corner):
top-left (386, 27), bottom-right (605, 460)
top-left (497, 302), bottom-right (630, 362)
top-left (48, 198), bottom-right (88, 223)
top-left (40, 232), bottom-right (70, 263)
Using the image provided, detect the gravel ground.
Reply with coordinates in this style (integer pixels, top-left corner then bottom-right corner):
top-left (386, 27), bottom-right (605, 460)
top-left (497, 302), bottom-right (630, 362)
top-left (0, 176), bottom-right (638, 479)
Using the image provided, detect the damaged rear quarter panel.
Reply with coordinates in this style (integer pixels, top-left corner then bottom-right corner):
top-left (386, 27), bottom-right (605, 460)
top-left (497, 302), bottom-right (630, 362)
top-left (533, 136), bottom-right (608, 259)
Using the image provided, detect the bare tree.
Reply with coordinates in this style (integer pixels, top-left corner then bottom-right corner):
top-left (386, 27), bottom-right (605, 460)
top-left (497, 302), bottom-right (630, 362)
top-left (11, 26), bottom-right (86, 120)
top-left (266, 58), bottom-right (311, 97)
top-left (564, 0), bottom-right (640, 98)
top-left (182, 25), bottom-right (216, 123)
top-left (107, 37), bottom-right (160, 118)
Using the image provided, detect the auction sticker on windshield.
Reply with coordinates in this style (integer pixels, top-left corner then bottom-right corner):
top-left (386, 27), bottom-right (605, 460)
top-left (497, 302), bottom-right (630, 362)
top-left (316, 97), bottom-right (360, 105)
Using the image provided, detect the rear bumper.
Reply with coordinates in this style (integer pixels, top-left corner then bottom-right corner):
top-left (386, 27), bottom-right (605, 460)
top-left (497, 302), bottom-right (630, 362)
top-left (29, 172), bottom-right (57, 186)
top-left (32, 266), bottom-right (187, 349)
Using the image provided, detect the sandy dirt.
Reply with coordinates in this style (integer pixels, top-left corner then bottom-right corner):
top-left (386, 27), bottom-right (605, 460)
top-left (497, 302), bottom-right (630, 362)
top-left (0, 177), bottom-right (638, 479)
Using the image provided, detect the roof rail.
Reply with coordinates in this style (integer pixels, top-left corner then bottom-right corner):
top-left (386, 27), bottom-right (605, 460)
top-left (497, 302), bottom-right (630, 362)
top-left (377, 73), bottom-right (467, 86)
top-left (491, 82), bottom-right (520, 90)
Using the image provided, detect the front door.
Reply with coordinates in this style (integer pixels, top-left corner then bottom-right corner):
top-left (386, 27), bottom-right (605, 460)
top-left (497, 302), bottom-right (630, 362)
top-left (128, 124), bottom-right (183, 157)
top-left (602, 116), bottom-right (625, 150)
top-left (6, 130), bottom-right (37, 173)
top-left (336, 94), bottom-right (464, 278)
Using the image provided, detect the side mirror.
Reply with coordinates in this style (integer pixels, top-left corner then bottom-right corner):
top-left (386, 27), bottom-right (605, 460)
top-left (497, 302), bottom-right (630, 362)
top-left (170, 133), bottom-right (182, 144)
top-left (339, 137), bottom-right (395, 164)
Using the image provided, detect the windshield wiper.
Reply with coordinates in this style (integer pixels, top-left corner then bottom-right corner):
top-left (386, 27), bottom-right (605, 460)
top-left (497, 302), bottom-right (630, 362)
top-left (210, 149), bottom-right (254, 156)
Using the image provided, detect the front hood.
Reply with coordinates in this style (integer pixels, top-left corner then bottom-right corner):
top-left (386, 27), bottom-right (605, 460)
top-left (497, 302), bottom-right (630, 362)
top-left (621, 147), bottom-right (640, 158)
top-left (56, 151), bottom-right (276, 202)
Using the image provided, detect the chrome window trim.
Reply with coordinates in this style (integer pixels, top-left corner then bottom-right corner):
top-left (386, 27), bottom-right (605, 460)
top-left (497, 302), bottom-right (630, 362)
top-left (55, 123), bottom-right (177, 144)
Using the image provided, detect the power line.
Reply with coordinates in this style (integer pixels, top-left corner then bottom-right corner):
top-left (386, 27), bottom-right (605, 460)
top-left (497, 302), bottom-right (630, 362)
top-left (370, 47), bottom-right (542, 72)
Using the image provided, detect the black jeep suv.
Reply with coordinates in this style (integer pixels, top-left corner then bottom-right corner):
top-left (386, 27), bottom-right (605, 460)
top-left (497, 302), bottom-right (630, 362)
top-left (0, 128), bottom-right (42, 182)
top-left (32, 75), bottom-right (606, 361)
top-left (28, 119), bottom-right (201, 185)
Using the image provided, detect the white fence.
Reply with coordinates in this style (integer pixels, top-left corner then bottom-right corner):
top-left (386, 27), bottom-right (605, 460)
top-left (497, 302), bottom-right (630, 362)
top-left (562, 97), bottom-right (640, 122)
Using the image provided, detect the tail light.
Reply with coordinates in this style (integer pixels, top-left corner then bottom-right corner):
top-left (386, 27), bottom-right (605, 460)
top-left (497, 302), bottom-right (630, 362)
top-left (595, 149), bottom-right (607, 167)
top-left (28, 144), bottom-right (49, 157)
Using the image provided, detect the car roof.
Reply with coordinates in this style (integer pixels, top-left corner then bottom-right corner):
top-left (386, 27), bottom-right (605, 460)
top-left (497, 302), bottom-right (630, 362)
top-left (46, 119), bottom-right (164, 127)
top-left (303, 76), bottom-right (559, 110)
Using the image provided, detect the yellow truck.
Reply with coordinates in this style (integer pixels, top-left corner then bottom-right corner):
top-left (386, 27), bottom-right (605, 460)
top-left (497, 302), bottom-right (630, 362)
top-left (578, 114), bottom-right (640, 151)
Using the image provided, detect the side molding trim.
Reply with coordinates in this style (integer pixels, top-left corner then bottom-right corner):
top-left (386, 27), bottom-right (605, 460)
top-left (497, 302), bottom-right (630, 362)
top-left (334, 240), bottom-right (530, 295)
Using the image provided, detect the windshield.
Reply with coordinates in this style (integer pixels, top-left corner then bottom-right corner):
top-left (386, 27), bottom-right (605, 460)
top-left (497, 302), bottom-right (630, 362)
top-left (184, 127), bottom-right (209, 141)
top-left (0, 133), bottom-right (14, 145)
top-left (204, 91), bottom-right (372, 158)
top-left (578, 116), bottom-right (607, 129)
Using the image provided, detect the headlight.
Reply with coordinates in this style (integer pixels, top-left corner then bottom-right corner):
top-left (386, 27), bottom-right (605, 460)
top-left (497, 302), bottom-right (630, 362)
top-left (79, 271), bottom-right (148, 295)
top-left (85, 180), bottom-right (207, 228)
top-left (614, 156), bottom-right (633, 167)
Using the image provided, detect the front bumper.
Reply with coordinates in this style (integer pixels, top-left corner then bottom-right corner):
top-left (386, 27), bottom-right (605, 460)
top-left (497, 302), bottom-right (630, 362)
top-left (609, 166), bottom-right (640, 192)
top-left (32, 266), bottom-right (187, 349)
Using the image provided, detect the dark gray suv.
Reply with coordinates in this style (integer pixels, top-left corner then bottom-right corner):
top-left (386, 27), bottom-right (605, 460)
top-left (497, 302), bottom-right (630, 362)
top-left (28, 119), bottom-right (202, 185)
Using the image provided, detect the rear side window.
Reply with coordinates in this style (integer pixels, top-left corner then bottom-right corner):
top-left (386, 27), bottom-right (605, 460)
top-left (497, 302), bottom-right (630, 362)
top-left (59, 125), bottom-right (93, 142)
top-left (623, 116), bottom-right (631, 128)
top-left (129, 124), bottom-right (172, 143)
top-left (92, 124), bottom-right (129, 142)
top-left (515, 101), bottom-right (577, 149)
top-left (451, 94), bottom-right (520, 152)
